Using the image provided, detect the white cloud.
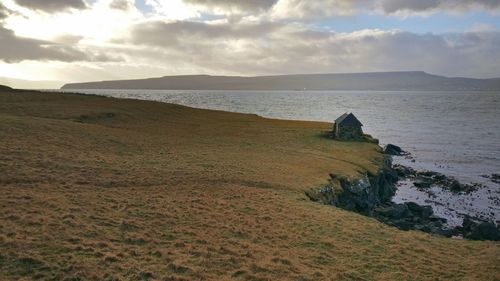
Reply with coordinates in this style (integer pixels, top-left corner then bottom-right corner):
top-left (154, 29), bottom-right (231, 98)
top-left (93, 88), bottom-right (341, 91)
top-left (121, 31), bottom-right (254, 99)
top-left (184, 0), bottom-right (278, 15)
top-left (0, 0), bottom-right (500, 86)
top-left (12, 0), bottom-right (88, 13)
top-left (3, 0), bottom-right (142, 43)
top-left (271, 0), bottom-right (365, 20)
top-left (265, 0), bottom-right (500, 20)
top-left (0, 26), bottom-right (91, 62)
top-left (374, 0), bottom-right (500, 15)
top-left (109, 0), bottom-right (134, 10)
top-left (116, 20), bottom-right (500, 78)
top-left (468, 23), bottom-right (498, 33)
top-left (145, 0), bottom-right (200, 20)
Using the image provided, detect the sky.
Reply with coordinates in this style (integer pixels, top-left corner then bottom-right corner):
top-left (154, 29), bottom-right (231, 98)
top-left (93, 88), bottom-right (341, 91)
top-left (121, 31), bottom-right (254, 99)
top-left (0, 0), bottom-right (500, 88)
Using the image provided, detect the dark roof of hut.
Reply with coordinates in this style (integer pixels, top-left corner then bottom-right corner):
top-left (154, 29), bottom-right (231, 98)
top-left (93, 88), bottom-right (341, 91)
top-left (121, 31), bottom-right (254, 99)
top-left (335, 113), bottom-right (363, 127)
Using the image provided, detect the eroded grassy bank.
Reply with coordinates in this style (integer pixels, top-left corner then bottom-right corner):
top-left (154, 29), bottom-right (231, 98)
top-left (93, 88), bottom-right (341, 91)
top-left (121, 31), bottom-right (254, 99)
top-left (0, 89), bottom-right (498, 280)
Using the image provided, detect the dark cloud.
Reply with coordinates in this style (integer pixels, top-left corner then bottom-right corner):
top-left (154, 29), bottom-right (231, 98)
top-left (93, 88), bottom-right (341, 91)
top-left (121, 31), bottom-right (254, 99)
top-left (53, 34), bottom-right (84, 44)
top-left (2, 0), bottom-right (499, 80)
top-left (122, 20), bottom-right (500, 78)
top-left (109, 0), bottom-right (132, 10)
top-left (184, 0), bottom-right (278, 12)
top-left (0, 27), bottom-right (120, 63)
top-left (375, 0), bottom-right (500, 14)
top-left (271, 0), bottom-right (363, 19)
top-left (270, 0), bottom-right (500, 20)
top-left (376, 0), bottom-right (440, 13)
top-left (128, 20), bottom-right (282, 47)
top-left (14, 0), bottom-right (87, 13)
top-left (0, 2), bottom-right (11, 19)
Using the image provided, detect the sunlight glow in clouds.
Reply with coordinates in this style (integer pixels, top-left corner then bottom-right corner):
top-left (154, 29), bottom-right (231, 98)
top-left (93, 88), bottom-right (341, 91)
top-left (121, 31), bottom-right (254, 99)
top-left (0, 0), bottom-right (499, 87)
top-left (145, 0), bottom-right (200, 19)
top-left (4, 0), bottom-right (142, 43)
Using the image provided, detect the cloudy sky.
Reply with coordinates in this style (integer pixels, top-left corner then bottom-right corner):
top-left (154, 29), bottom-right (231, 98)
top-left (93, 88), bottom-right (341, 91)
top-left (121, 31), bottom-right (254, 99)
top-left (0, 0), bottom-right (500, 87)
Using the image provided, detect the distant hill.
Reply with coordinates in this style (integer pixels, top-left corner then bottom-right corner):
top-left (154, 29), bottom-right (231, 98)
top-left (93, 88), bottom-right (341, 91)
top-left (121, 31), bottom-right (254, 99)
top-left (0, 84), bottom-right (14, 91)
top-left (61, 71), bottom-right (500, 91)
top-left (0, 77), bottom-right (63, 89)
top-left (0, 84), bottom-right (43, 93)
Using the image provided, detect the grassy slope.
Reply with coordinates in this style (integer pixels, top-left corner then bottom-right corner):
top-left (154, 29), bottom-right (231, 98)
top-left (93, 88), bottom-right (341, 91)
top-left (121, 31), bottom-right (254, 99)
top-left (0, 90), bottom-right (498, 280)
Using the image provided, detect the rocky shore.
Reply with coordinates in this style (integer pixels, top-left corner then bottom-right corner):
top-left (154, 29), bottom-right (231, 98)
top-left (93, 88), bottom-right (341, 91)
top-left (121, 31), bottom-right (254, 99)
top-left (393, 164), bottom-right (481, 193)
top-left (306, 144), bottom-right (500, 241)
top-left (482, 173), bottom-right (500, 184)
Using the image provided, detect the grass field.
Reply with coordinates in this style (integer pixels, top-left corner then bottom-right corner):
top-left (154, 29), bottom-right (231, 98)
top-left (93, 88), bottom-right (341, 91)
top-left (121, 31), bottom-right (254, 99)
top-left (0, 89), bottom-right (498, 280)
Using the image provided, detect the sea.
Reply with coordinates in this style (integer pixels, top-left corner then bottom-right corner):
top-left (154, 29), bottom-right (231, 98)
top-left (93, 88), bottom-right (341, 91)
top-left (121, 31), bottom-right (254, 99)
top-left (57, 89), bottom-right (500, 226)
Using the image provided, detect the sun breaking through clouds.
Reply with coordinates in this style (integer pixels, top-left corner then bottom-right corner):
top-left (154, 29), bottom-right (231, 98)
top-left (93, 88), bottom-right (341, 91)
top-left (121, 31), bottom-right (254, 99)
top-left (0, 0), bottom-right (499, 87)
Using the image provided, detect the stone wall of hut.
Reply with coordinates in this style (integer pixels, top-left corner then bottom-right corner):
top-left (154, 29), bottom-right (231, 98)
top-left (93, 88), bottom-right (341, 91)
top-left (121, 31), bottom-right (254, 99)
top-left (336, 125), bottom-right (363, 140)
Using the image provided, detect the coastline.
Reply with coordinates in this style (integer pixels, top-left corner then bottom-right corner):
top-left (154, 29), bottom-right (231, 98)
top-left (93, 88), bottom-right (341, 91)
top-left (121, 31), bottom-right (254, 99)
top-left (58, 88), bottom-right (500, 225)
top-left (307, 153), bottom-right (500, 240)
top-left (0, 88), bottom-right (498, 280)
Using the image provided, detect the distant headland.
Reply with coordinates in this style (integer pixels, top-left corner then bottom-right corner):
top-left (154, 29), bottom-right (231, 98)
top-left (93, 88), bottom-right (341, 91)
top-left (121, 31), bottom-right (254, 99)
top-left (61, 71), bottom-right (500, 91)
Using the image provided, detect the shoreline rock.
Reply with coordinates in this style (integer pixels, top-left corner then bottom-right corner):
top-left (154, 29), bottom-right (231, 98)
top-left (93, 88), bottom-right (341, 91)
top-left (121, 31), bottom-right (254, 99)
top-left (374, 202), bottom-right (451, 236)
top-left (455, 216), bottom-right (500, 241)
top-left (305, 157), bottom-right (454, 237)
top-left (393, 164), bottom-right (480, 193)
top-left (306, 151), bottom-right (498, 240)
top-left (305, 164), bottom-right (397, 216)
top-left (481, 173), bottom-right (500, 184)
top-left (383, 144), bottom-right (408, 156)
top-left (492, 173), bottom-right (500, 184)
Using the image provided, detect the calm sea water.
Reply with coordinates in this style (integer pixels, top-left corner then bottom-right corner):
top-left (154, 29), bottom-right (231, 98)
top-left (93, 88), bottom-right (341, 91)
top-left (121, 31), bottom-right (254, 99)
top-left (58, 89), bottom-right (500, 225)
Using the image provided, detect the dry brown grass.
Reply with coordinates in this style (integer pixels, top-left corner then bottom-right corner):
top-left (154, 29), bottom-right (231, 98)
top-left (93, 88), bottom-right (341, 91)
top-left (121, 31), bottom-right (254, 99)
top-left (0, 90), bottom-right (498, 280)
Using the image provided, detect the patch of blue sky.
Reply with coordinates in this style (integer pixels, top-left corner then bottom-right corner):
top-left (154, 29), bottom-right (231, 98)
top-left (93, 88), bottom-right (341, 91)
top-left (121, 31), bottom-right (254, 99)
top-left (315, 11), bottom-right (500, 34)
top-left (132, 0), bottom-right (224, 21)
top-left (134, 0), bottom-right (154, 14)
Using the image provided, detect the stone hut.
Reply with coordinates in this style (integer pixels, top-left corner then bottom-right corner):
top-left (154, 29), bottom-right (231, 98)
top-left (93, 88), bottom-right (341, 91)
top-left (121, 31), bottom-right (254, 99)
top-left (332, 113), bottom-right (363, 140)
